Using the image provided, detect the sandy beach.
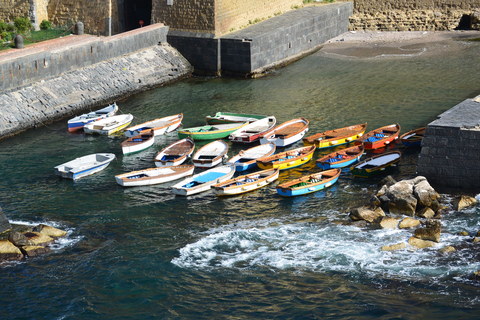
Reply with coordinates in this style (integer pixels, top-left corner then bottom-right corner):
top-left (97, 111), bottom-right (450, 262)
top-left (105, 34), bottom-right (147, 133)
top-left (321, 30), bottom-right (480, 59)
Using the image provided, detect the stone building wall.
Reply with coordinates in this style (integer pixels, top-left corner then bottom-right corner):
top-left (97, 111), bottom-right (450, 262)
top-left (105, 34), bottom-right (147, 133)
top-left (0, 0), bottom-right (30, 22)
top-left (350, 0), bottom-right (480, 30)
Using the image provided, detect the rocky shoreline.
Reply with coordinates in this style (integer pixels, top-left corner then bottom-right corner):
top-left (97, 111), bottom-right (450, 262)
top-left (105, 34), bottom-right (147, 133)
top-left (0, 207), bottom-right (68, 262)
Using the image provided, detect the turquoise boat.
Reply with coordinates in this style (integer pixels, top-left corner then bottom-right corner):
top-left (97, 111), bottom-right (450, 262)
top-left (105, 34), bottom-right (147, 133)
top-left (205, 112), bottom-right (266, 124)
top-left (178, 123), bottom-right (248, 140)
top-left (276, 169), bottom-right (341, 197)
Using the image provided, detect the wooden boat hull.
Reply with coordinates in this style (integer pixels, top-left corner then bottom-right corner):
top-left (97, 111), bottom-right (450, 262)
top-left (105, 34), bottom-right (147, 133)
top-left (259, 118), bottom-right (309, 147)
top-left (276, 169), bottom-right (341, 197)
top-left (400, 127), bottom-right (426, 147)
top-left (67, 103), bottom-right (118, 132)
top-left (192, 140), bottom-right (229, 168)
top-left (303, 123), bottom-right (367, 149)
top-left (84, 114), bottom-right (134, 135)
top-left (54, 153), bottom-right (116, 180)
top-left (316, 145), bottom-right (364, 170)
top-left (355, 124), bottom-right (400, 150)
top-left (212, 169), bottom-right (279, 196)
top-left (350, 151), bottom-right (401, 178)
top-left (124, 114), bottom-right (183, 137)
top-left (178, 123), bottom-right (248, 140)
top-left (256, 145), bottom-right (315, 171)
top-left (121, 131), bottom-right (155, 154)
top-left (206, 112), bottom-right (266, 124)
top-left (227, 143), bottom-right (276, 172)
top-left (115, 165), bottom-right (194, 187)
top-left (155, 138), bottom-right (195, 167)
top-left (228, 116), bottom-right (277, 144)
top-left (172, 165), bottom-right (235, 196)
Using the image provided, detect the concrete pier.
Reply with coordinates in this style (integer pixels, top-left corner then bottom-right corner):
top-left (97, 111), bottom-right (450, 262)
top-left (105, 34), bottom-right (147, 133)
top-left (417, 95), bottom-right (480, 189)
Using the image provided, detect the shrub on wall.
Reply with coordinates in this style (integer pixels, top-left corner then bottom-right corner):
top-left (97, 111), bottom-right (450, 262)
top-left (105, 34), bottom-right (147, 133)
top-left (14, 17), bottom-right (33, 34)
top-left (40, 20), bottom-right (52, 30)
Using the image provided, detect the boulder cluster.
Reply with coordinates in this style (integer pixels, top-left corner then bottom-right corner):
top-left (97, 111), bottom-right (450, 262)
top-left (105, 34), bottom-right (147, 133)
top-left (349, 176), bottom-right (479, 251)
top-left (0, 207), bottom-right (67, 262)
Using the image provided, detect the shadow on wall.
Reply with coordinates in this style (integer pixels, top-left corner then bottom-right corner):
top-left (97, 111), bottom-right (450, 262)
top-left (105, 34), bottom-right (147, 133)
top-left (455, 14), bottom-right (472, 30)
top-left (124, 0), bottom-right (152, 31)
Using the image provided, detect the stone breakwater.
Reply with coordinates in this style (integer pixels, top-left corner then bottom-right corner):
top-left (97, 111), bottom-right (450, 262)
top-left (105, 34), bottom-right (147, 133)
top-left (0, 44), bottom-right (192, 139)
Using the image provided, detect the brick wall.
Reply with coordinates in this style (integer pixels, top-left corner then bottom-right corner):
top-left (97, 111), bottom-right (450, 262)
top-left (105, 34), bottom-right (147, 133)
top-left (351, 0), bottom-right (480, 30)
top-left (0, 0), bottom-right (30, 22)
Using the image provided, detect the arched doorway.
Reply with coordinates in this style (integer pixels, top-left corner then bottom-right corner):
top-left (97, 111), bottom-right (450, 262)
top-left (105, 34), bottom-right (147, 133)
top-left (124, 0), bottom-right (152, 31)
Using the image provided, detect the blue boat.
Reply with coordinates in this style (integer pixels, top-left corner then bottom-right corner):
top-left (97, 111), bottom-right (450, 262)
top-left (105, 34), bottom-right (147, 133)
top-left (316, 145), bottom-right (364, 170)
top-left (54, 153), bottom-right (116, 180)
top-left (276, 168), bottom-right (341, 197)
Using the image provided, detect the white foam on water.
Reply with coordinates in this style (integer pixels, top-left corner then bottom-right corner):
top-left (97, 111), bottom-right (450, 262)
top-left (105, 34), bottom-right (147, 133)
top-left (172, 221), bottom-right (480, 281)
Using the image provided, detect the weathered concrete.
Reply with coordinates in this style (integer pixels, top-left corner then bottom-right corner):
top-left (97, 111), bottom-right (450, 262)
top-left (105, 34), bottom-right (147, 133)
top-left (168, 3), bottom-right (353, 76)
top-left (0, 44), bottom-right (192, 138)
top-left (417, 96), bottom-right (480, 189)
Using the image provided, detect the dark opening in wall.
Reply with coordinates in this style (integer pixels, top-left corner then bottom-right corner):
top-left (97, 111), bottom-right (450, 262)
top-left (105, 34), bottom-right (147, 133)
top-left (124, 0), bottom-right (152, 31)
top-left (455, 15), bottom-right (472, 30)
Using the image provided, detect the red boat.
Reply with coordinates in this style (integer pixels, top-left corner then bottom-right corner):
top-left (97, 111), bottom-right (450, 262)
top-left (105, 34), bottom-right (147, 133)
top-left (355, 124), bottom-right (401, 150)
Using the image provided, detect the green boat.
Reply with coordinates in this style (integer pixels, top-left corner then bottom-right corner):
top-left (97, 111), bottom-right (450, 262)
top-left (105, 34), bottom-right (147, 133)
top-left (178, 122), bottom-right (249, 140)
top-left (205, 112), bottom-right (267, 124)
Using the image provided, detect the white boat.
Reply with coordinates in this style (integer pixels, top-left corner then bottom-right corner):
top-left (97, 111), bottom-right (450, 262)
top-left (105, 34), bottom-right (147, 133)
top-left (67, 103), bottom-right (118, 132)
top-left (54, 153), bottom-right (116, 180)
top-left (227, 143), bottom-right (276, 172)
top-left (121, 130), bottom-right (154, 154)
top-left (259, 117), bottom-right (309, 147)
top-left (212, 168), bottom-right (279, 196)
top-left (229, 116), bottom-right (277, 144)
top-left (84, 114), bottom-right (134, 135)
top-left (124, 113), bottom-right (183, 137)
top-left (115, 165), bottom-right (194, 187)
top-left (154, 138), bottom-right (195, 167)
top-left (192, 140), bottom-right (229, 168)
top-left (171, 165), bottom-right (236, 196)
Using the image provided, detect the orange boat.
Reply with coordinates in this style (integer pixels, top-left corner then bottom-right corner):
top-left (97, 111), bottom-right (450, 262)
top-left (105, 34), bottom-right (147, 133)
top-left (355, 124), bottom-right (400, 150)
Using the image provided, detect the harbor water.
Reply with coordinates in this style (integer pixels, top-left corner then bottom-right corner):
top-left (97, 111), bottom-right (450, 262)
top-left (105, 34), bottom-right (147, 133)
top-left (1, 37), bottom-right (480, 319)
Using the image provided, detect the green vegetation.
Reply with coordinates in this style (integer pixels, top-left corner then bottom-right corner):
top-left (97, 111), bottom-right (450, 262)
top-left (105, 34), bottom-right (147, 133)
top-left (1, 18), bottom-right (68, 51)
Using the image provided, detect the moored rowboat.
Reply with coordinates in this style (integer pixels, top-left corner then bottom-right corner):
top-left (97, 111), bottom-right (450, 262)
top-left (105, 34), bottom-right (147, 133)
top-left (400, 127), bottom-right (426, 147)
top-left (276, 168), bottom-right (341, 197)
top-left (256, 145), bottom-right (315, 171)
top-left (229, 116), bottom-right (277, 144)
top-left (212, 168), bottom-right (280, 196)
top-left (227, 143), bottom-right (276, 172)
top-left (154, 138), bottom-right (195, 167)
top-left (354, 124), bottom-right (401, 150)
top-left (124, 113), bottom-right (183, 137)
top-left (121, 130), bottom-right (154, 154)
top-left (303, 123), bottom-right (367, 149)
top-left (316, 145), bottom-right (364, 170)
top-left (172, 165), bottom-right (236, 196)
top-left (67, 102), bottom-right (118, 133)
top-left (84, 114), bottom-right (134, 135)
top-left (192, 140), bottom-right (229, 168)
top-left (54, 153), bottom-right (116, 180)
top-left (350, 151), bottom-right (401, 178)
top-left (206, 112), bottom-right (266, 124)
top-left (178, 122), bottom-right (248, 140)
top-left (115, 165), bottom-right (194, 187)
top-left (259, 117), bottom-right (309, 147)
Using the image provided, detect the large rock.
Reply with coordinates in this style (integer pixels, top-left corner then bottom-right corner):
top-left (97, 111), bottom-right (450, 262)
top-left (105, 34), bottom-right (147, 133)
top-left (0, 240), bottom-right (23, 261)
top-left (386, 180), bottom-right (417, 216)
top-left (349, 206), bottom-right (385, 223)
top-left (381, 242), bottom-right (406, 251)
top-left (21, 246), bottom-right (51, 257)
top-left (413, 176), bottom-right (439, 208)
top-left (408, 236), bottom-right (436, 249)
top-left (379, 217), bottom-right (399, 229)
top-left (439, 246), bottom-right (456, 254)
top-left (9, 231), bottom-right (53, 247)
top-left (399, 217), bottom-right (421, 229)
top-left (33, 224), bottom-right (67, 238)
top-left (414, 220), bottom-right (441, 243)
top-left (454, 195), bottom-right (478, 211)
top-left (0, 207), bottom-right (11, 234)
top-left (416, 207), bottom-right (435, 219)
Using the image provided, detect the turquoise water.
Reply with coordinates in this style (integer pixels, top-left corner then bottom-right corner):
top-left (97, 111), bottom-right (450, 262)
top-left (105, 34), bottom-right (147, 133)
top-left (1, 39), bottom-right (480, 319)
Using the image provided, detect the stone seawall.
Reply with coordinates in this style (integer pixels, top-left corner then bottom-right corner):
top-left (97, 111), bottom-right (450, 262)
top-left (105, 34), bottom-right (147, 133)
top-left (417, 96), bottom-right (480, 189)
top-left (0, 44), bottom-right (192, 139)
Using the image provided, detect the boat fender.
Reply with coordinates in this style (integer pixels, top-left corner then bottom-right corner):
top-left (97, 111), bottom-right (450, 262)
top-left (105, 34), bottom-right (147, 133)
top-left (346, 137), bottom-right (352, 141)
top-left (358, 133), bottom-right (363, 137)
top-left (301, 157), bottom-right (308, 161)
top-left (385, 141), bottom-right (390, 144)
top-left (331, 140), bottom-right (338, 145)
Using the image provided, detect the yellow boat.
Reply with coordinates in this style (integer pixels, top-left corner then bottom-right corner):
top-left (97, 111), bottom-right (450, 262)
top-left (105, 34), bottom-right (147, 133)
top-left (303, 123), bottom-right (367, 149)
top-left (256, 145), bottom-right (316, 170)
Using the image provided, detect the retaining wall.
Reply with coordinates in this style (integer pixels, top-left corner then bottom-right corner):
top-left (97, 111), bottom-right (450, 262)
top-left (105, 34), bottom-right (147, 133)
top-left (417, 96), bottom-right (480, 189)
top-left (0, 24), bottom-right (168, 93)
